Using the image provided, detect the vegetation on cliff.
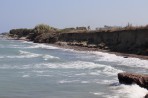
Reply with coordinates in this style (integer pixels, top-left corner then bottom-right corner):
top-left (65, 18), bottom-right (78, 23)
top-left (8, 24), bottom-right (148, 56)
top-left (9, 24), bottom-right (59, 43)
top-left (9, 28), bottom-right (32, 38)
top-left (28, 24), bottom-right (58, 43)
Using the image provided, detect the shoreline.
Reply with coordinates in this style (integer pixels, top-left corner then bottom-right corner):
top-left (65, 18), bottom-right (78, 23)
top-left (53, 42), bottom-right (148, 60)
top-left (5, 37), bottom-right (148, 60)
top-left (7, 25), bottom-right (148, 60)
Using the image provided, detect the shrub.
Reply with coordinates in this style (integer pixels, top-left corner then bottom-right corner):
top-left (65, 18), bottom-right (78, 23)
top-left (28, 24), bottom-right (58, 41)
top-left (33, 24), bottom-right (57, 34)
top-left (9, 28), bottom-right (32, 38)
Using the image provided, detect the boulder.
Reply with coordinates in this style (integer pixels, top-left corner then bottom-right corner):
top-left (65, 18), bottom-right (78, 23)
top-left (118, 72), bottom-right (148, 89)
top-left (145, 94), bottom-right (148, 98)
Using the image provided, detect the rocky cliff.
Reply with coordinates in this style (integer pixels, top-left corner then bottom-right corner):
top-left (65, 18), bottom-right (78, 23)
top-left (58, 29), bottom-right (148, 55)
top-left (8, 25), bottom-right (148, 56)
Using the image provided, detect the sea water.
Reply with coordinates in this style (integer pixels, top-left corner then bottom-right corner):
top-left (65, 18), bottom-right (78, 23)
top-left (0, 39), bottom-right (147, 98)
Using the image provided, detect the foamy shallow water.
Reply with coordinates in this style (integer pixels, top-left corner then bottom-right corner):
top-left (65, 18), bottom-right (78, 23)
top-left (0, 39), bottom-right (147, 98)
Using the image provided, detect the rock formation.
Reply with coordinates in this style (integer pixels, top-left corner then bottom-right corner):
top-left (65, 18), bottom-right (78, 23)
top-left (145, 94), bottom-right (148, 98)
top-left (118, 72), bottom-right (148, 89)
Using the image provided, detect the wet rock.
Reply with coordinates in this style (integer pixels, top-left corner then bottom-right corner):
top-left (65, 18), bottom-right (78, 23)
top-left (87, 44), bottom-right (97, 48)
top-left (123, 56), bottom-right (128, 58)
top-left (56, 42), bottom-right (67, 46)
top-left (118, 72), bottom-right (148, 89)
top-left (145, 94), bottom-right (148, 98)
top-left (98, 43), bottom-right (106, 49)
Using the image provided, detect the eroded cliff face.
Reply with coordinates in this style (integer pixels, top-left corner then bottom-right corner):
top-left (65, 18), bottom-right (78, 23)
top-left (58, 29), bottom-right (148, 55)
top-left (9, 27), bottom-right (148, 55)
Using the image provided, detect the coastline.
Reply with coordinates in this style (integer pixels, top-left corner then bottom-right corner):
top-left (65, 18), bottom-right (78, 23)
top-left (1, 37), bottom-right (148, 98)
top-left (53, 42), bottom-right (148, 60)
top-left (7, 25), bottom-right (148, 60)
top-left (5, 36), bottom-right (148, 60)
top-left (3, 35), bottom-right (148, 98)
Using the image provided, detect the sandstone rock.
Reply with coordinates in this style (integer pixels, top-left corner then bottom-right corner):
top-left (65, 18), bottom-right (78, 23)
top-left (118, 72), bottom-right (148, 89)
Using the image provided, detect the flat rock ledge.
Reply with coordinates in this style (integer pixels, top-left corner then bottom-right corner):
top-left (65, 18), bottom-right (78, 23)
top-left (118, 72), bottom-right (148, 98)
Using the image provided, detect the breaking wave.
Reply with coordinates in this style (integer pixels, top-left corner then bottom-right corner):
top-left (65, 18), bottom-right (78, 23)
top-left (19, 50), bottom-right (41, 58)
top-left (89, 51), bottom-right (148, 70)
top-left (27, 43), bottom-right (59, 49)
top-left (110, 84), bottom-right (148, 98)
top-left (91, 84), bottom-right (148, 98)
top-left (0, 61), bottom-right (123, 77)
top-left (0, 50), bottom-right (60, 60)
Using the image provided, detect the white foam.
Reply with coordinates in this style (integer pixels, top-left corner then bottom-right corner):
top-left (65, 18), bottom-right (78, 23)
top-left (102, 66), bottom-right (123, 76)
top-left (35, 61), bottom-right (105, 69)
top-left (58, 80), bottom-right (79, 84)
top-left (0, 59), bottom-right (123, 78)
top-left (54, 48), bottom-right (147, 70)
top-left (91, 51), bottom-right (148, 69)
top-left (89, 71), bottom-right (101, 75)
top-left (11, 45), bottom-right (19, 47)
top-left (91, 84), bottom-right (148, 98)
top-left (33, 61), bottom-right (123, 76)
top-left (109, 84), bottom-right (148, 98)
top-left (22, 41), bottom-right (33, 44)
top-left (28, 43), bottom-right (59, 49)
top-left (42, 54), bottom-right (60, 60)
top-left (19, 50), bottom-right (41, 58)
top-left (90, 92), bottom-right (104, 96)
top-left (45, 47), bottom-right (148, 70)
top-left (22, 74), bottom-right (30, 78)
top-left (75, 73), bottom-right (87, 76)
top-left (89, 66), bottom-right (123, 76)
top-left (32, 70), bottom-right (44, 73)
top-left (81, 81), bottom-right (89, 83)
top-left (5, 51), bottom-right (40, 59)
top-left (37, 75), bottom-right (52, 77)
top-left (0, 51), bottom-right (38, 59)
top-left (2, 50), bottom-right (60, 59)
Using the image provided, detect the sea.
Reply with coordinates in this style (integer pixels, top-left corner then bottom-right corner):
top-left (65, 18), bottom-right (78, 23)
top-left (0, 38), bottom-right (147, 98)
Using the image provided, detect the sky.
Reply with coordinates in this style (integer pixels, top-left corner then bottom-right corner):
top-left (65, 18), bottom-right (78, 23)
top-left (0, 0), bottom-right (148, 33)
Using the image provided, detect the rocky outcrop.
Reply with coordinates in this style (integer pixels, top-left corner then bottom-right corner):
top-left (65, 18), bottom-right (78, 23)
top-left (118, 72), bottom-right (148, 89)
top-left (145, 94), bottom-right (148, 98)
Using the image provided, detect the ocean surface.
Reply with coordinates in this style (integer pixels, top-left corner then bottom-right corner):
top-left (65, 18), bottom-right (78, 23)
top-left (0, 38), bottom-right (148, 98)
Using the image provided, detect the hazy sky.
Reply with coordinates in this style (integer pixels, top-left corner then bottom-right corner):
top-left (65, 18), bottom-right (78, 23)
top-left (0, 0), bottom-right (148, 32)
